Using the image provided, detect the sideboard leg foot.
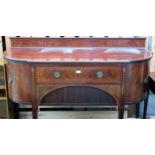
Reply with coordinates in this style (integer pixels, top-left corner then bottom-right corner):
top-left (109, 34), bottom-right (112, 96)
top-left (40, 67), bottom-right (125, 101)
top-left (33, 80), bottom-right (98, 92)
top-left (135, 102), bottom-right (140, 118)
top-left (143, 90), bottom-right (149, 119)
top-left (118, 106), bottom-right (124, 119)
top-left (143, 77), bottom-right (150, 119)
top-left (13, 102), bottom-right (20, 119)
top-left (32, 106), bottom-right (38, 119)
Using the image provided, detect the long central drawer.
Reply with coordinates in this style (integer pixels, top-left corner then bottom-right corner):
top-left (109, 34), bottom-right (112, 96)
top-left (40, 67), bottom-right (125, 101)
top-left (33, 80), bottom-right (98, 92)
top-left (35, 66), bottom-right (123, 84)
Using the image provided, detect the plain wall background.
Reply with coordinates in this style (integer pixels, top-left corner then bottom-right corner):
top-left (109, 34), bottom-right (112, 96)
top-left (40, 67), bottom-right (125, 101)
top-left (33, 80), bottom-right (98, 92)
top-left (0, 37), bottom-right (2, 52)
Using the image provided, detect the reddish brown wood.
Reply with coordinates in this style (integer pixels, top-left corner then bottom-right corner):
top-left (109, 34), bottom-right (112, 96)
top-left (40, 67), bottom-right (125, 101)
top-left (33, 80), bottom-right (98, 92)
top-left (125, 62), bottom-right (149, 102)
top-left (10, 37), bottom-right (146, 48)
top-left (7, 47), bottom-right (151, 62)
top-left (5, 37), bottom-right (152, 119)
top-left (6, 61), bottom-right (32, 104)
top-left (35, 66), bottom-right (122, 84)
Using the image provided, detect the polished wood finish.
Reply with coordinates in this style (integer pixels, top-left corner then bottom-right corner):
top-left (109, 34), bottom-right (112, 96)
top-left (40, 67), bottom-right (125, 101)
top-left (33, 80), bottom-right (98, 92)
top-left (10, 37), bottom-right (146, 48)
top-left (5, 37), bottom-right (152, 119)
top-left (7, 47), bottom-right (150, 62)
top-left (35, 66), bottom-right (122, 84)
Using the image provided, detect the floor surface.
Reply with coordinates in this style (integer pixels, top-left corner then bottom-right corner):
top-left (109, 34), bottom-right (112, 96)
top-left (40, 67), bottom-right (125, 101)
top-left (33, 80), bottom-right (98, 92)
top-left (18, 94), bottom-right (155, 119)
top-left (20, 110), bottom-right (128, 119)
top-left (139, 94), bottom-right (155, 118)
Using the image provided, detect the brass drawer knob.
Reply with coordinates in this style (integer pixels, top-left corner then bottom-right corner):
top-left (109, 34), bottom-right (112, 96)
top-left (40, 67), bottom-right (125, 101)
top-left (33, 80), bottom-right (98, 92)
top-left (75, 70), bottom-right (82, 74)
top-left (96, 71), bottom-right (104, 78)
top-left (54, 71), bottom-right (61, 78)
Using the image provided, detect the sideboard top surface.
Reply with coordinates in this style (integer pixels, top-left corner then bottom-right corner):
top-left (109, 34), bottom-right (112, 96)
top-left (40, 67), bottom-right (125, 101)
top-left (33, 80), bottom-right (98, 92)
top-left (5, 37), bottom-right (152, 63)
top-left (6, 47), bottom-right (152, 63)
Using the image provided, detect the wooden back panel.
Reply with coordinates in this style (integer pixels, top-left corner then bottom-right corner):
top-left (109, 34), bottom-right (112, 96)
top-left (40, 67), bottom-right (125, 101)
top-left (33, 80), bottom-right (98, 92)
top-left (10, 37), bottom-right (146, 48)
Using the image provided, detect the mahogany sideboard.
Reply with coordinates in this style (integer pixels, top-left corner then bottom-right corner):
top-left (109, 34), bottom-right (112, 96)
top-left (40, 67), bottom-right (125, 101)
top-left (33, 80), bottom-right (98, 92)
top-left (5, 37), bottom-right (152, 119)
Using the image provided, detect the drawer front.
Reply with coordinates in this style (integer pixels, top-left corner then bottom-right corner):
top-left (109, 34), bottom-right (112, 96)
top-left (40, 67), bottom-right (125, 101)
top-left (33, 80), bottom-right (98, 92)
top-left (35, 66), bottom-right (122, 84)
